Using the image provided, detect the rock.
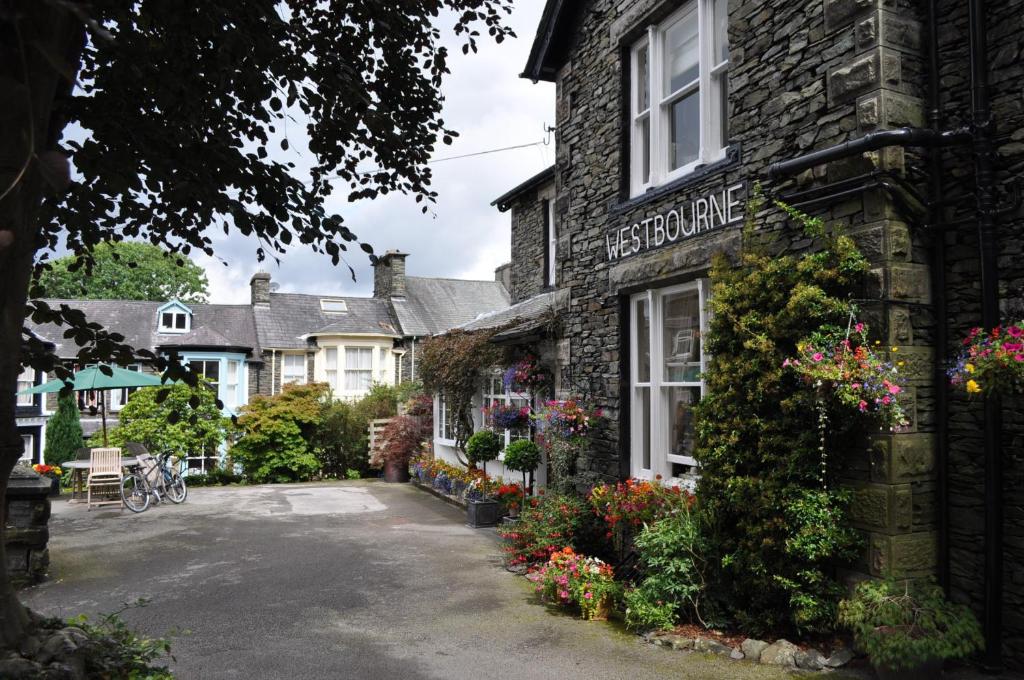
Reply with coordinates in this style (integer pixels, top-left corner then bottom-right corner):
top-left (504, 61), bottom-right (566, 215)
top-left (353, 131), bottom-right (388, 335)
top-left (759, 639), bottom-right (799, 666)
top-left (693, 637), bottom-right (735, 656)
top-left (795, 648), bottom-right (827, 671)
top-left (825, 646), bottom-right (855, 667)
top-left (730, 648), bottom-right (745, 660)
top-left (18, 634), bottom-right (41, 658)
top-left (670, 636), bottom-right (694, 650)
top-left (0, 657), bottom-right (44, 679)
top-left (740, 638), bottom-right (769, 660)
top-left (37, 630), bottom-right (83, 665)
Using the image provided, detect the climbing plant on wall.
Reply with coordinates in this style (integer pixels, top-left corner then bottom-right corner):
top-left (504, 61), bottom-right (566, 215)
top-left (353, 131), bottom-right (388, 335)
top-left (693, 191), bottom-right (871, 636)
top-left (419, 329), bottom-right (505, 463)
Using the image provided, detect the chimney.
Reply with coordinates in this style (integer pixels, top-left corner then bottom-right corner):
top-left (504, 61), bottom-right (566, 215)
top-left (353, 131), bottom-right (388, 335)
top-left (494, 262), bottom-right (512, 293)
top-left (250, 271), bottom-right (271, 306)
top-left (373, 250), bottom-right (408, 299)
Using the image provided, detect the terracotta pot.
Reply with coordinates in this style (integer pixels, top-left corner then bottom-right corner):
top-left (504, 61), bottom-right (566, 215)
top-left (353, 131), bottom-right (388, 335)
top-left (383, 459), bottom-right (410, 483)
top-left (587, 597), bottom-right (612, 621)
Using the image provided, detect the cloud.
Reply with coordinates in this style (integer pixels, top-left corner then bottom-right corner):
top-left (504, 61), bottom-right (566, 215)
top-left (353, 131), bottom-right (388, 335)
top-left (200, 0), bottom-right (555, 303)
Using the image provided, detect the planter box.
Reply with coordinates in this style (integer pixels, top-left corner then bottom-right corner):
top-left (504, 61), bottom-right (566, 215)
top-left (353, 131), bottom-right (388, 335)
top-left (466, 499), bottom-right (501, 528)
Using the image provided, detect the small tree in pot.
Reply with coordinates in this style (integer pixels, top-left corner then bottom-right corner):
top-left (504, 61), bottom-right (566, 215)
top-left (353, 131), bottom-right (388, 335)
top-left (372, 415), bottom-right (429, 483)
top-left (503, 439), bottom-right (541, 512)
top-left (838, 577), bottom-right (983, 680)
top-left (464, 430), bottom-right (502, 527)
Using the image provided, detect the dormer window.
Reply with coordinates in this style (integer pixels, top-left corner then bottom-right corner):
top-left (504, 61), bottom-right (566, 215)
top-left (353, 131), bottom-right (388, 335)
top-left (157, 300), bottom-right (192, 333)
top-left (320, 299), bottom-right (348, 313)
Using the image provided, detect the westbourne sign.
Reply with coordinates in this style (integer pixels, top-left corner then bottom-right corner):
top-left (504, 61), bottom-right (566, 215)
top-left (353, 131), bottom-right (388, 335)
top-left (606, 182), bottom-right (746, 261)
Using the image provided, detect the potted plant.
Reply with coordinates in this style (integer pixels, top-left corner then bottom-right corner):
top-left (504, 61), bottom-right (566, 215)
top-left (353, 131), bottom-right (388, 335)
top-left (32, 464), bottom-right (63, 497)
top-left (503, 439), bottom-right (541, 511)
top-left (371, 415), bottom-right (428, 483)
top-left (464, 429), bottom-right (502, 527)
top-left (838, 578), bottom-right (983, 679)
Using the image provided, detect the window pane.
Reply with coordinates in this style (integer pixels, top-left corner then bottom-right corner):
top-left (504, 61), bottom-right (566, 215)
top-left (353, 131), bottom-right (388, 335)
top-left (718, 74), bottom-right (729, 148)
top-left (662, 289), bottom-right (701, 382)
top-left (227, 361), bottom-right (239, 383)
top-left (20, 435), bottom-right (32, 462)
top-left (714, 0), bottom-right (729, 63)
top-left (667, 386), bottom-right (701, 460)
top-left (640, 117), bottom-right (651, 185)
top-left (636, 44), bottom-right (649, 111)
top-left (324, 348), bottom-right (337, 370)
top-left (175, 313), bottom-right (186, 329)
top-left (635, 297), bottom-right (651, 383)
top-left (346, 348), bottom-right (372, 370)
top-left (637, 387), bottom-right (651, 471)
top-left (204, 361), bottom-right (219, 384)
top-left (669, 90), bottom-right (700, 170)
top-left (664, 11), bottom-right (699, 93)
top-left (162, 312), bottom-right (173, 328)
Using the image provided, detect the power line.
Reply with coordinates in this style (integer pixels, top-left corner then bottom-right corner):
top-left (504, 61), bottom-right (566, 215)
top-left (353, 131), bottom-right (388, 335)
top-left (322, 139), bottom-right (548, 182)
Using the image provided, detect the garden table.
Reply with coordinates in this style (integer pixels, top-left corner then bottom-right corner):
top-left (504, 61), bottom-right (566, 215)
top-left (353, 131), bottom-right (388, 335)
top-left (62, 457), bottom-right (138, 503)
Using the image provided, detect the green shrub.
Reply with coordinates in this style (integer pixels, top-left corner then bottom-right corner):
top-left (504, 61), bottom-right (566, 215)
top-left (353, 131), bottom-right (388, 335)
top-left (315, 399), bottom-right (371, 477)
top-left (465, 429), bottom-right (501, 469)
top-left (838, 578), bottom-right (983, 671)
top-left (694, 193), bottom-right (868, 636)
top-left (625, 506), bottom-right (715, 630)
top-left (353, 383), bottom-right (398, 422)
top-left (345, 468), bottom-right (361, 480)
top-left (109, 383), bottom-right (226, 459)
top-left (231, 383), bottom-right (326, 483)
top-left (498, 493), bottom-right (593, 567)
top-left (58, 600), bottom-right (173, 678)
top-left (44, 392), bottom-right (85, 467)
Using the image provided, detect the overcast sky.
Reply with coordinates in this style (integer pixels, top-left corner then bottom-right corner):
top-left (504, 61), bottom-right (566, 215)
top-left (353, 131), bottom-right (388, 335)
top-left (192, 1), bottom-right (555, 303)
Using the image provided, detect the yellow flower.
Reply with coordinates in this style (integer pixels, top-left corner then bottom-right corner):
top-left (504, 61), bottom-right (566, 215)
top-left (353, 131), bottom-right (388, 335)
top-left (897, 361), bottom-right (905, 367)
top-left (891, 346), bottom-right (899, 352)
top-left (965, 363), bottom-right (975, 373)
top-left (966, 379), bottom-right (982, 394)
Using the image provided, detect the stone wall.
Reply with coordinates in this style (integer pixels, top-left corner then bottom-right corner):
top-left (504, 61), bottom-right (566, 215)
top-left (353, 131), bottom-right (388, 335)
top-left (520, 0), bottom-right (1023, 666)
top-left (6, 467), bottom-right (51, 587)
top-left (933, 0), bottom-right (1024, 664)
top-left (508, 180), bottom-right (555, 304)
top-left (247, 350), bottom-right (315, 399)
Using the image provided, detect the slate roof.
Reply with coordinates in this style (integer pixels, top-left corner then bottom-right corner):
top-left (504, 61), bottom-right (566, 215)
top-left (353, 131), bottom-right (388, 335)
top-left (390, 277), bottom-right (511, 337)
top-left (491, 165), bottom-right (555, 212)
top-left (29, 300), bottom-right (260, 358)
top-left (253, 293), bottom-right (400, 350)
top-left (521, 0), bottom-right (578, 82)
top-left (460, 288), bottom-right (568, 340)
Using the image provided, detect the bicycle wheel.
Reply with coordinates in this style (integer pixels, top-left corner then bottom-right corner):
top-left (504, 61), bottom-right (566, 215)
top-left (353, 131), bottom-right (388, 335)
top-left (165, 471), bottom-right (187, 504)
top-left (121, 473), bottom-right (150, 513)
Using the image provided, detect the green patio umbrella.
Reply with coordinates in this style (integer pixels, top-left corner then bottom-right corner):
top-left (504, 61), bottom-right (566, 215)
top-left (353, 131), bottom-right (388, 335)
top-left (19, 364), bottom-right (168, 445)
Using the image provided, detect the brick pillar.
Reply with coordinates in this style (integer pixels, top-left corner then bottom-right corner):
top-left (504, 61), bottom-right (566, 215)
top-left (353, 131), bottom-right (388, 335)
top-left (6, 466), bottom-right (52, 586)
top-left (824, 0), bottom-right (936, 580)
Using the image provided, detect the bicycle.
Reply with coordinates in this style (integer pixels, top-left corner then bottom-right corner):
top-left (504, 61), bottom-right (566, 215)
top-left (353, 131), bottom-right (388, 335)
top-left (121, 452), bottom-right (188, 513)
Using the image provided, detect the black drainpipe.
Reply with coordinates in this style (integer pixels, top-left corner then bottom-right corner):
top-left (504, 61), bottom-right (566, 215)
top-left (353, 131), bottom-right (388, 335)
top-left (969, 0), bottom-right (1003, 672)
top-left (926, 0), bottom-right (950, 597)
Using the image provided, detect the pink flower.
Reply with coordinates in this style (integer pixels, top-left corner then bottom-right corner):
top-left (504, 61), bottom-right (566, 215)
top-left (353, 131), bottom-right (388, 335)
top-left (888, 383), bottom-right (902, 395)
top-left (1009, 326), bottom-right (1023, 338)
top-left (882, 396), bottom-right (891, 405)
top-left (855, 322), bottom-right (864, 333)
top-left (812, 352), bottom-right (824, 362)
top-left (584, 592), bottom-right (593, 600)
top-left (858, 400), bottom-right (868, 412)
top-left (783, 358), bottom-right (792, 368)
top-left (559, 590), bottom-right (569, 600)
top-left (1016, 354), bottom-right (1024, 362)
top-left (851, 383), bottom-right (861, 390)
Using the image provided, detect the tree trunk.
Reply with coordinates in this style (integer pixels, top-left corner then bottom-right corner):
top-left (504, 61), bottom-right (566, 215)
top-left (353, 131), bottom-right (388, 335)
top-left (0, 1), bottom-right (85, 649)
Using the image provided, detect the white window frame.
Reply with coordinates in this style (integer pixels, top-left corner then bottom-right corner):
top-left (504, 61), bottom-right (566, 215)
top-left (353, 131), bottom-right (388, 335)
top-left (480, 372), bottom-right (531, 452)
top-left (343, 346), bottom-right (374, 393)
top-left (629, 0), bottom-right (729, 197)
top-left (225, 360), bottom-right (240, 408)
top-left (546, 199), bottom-right (557, 287)
top-left (17, 367), bottom-right (35, 407)
top-left (158, 310), bottom-right (191, 333)
top-left (629, 280), bottom-right (708, 480)
top-left (437, 392), bottom-right (457, 444)
top-left (108, 364), bottom-right (142, 411)
top-left (282, 353), bottom-right (307, 386)
top-left (19, 434), bottom-right (33, 464)
top-left (320, 299), bottom-right (348, 313)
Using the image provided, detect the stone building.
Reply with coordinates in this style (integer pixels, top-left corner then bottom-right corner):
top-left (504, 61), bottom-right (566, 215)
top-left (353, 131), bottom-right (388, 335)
top-left (461, 0), bottom-right (1023, 669)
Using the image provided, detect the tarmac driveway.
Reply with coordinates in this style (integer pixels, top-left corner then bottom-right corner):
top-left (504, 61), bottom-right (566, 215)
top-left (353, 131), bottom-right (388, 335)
top-left (21, 481), bottom-right (809, 680)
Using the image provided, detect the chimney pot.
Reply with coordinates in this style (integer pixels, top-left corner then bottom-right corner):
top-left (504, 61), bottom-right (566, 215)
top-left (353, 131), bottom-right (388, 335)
top-left (250, 271), bottom-right (271, 306)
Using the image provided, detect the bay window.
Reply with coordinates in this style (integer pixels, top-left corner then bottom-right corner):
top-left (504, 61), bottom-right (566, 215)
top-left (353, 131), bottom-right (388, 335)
top-left (630, 0), bottom-right (729, 196)
top-left (324, 349), bottom-right (338, 390)
top-left (630, 281), bottom-right (707, 479)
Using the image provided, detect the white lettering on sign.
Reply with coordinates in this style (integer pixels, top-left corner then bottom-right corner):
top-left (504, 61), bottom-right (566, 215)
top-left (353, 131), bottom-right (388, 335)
top-left (605, 182), bottom-right (746, 262)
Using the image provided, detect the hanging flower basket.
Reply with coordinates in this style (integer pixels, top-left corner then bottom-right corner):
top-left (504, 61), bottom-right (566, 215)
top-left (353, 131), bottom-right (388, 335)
top-left (482, 401), bottom-right (530, 430)
top-left (502, 356), bottom-right (551, 394)
top-left (948, 322), bottom-right (1024, 395)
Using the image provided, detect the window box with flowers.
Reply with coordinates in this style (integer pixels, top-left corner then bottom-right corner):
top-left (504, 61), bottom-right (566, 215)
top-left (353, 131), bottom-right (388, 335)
top-left (948, 322), bottom-right (1024, 395)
